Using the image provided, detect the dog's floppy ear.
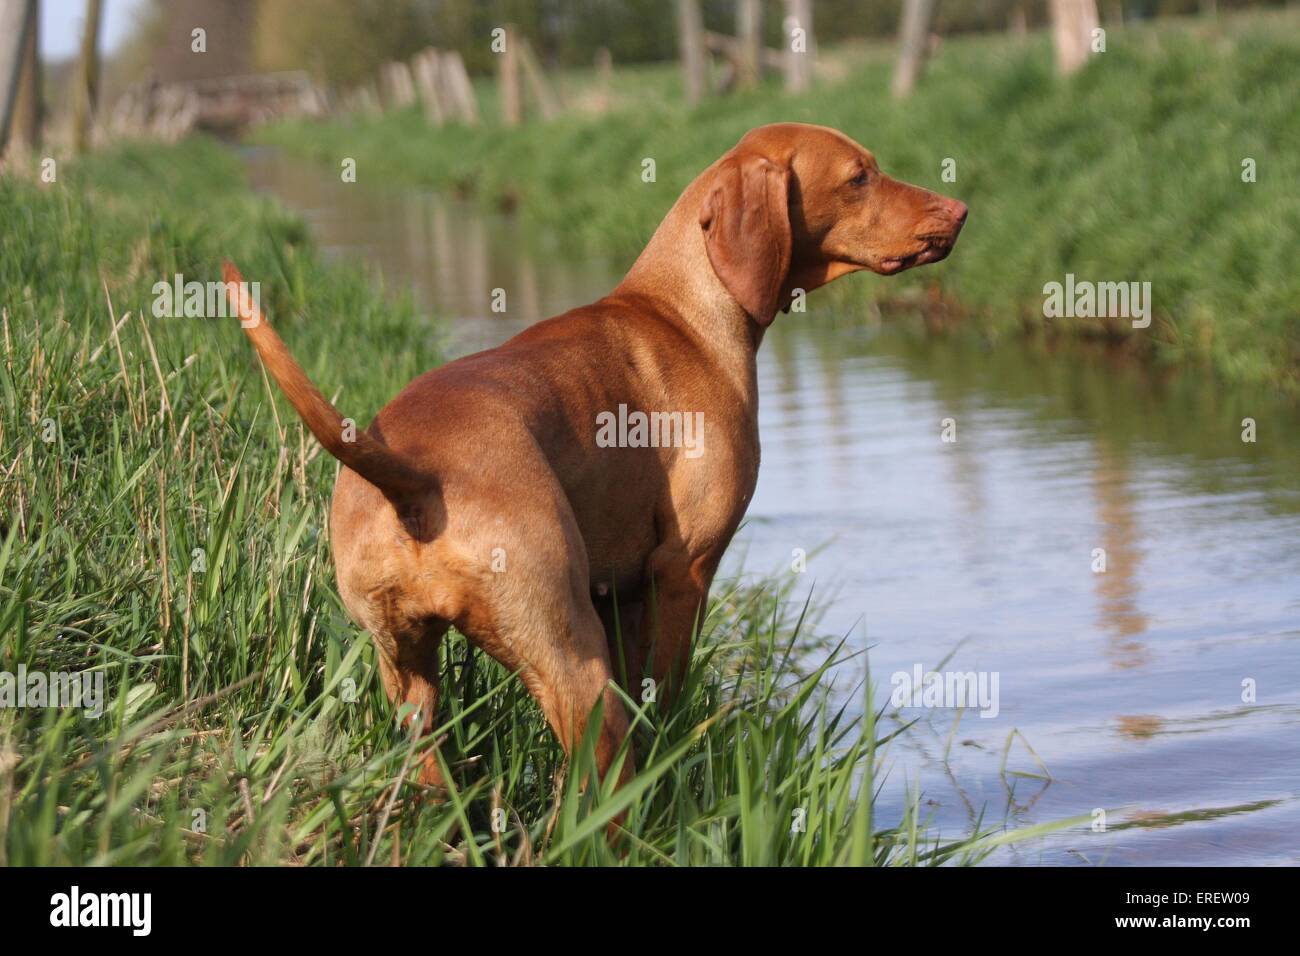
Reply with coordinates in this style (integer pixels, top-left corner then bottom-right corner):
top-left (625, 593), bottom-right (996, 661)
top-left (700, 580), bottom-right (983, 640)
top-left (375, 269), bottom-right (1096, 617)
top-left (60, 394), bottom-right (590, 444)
top-left (699, 153), bottom-right (792, 327)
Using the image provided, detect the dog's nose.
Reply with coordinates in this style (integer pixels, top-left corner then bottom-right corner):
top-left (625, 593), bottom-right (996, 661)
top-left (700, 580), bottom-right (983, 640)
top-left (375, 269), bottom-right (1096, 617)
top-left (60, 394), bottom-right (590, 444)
top-left (946, 198), bottom-right (968, 229)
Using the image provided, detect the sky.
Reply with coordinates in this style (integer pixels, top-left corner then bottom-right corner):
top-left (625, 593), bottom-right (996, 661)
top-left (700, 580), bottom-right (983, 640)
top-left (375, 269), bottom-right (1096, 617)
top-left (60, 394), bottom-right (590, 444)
top-left (39, 0), bottom-right (148, 62)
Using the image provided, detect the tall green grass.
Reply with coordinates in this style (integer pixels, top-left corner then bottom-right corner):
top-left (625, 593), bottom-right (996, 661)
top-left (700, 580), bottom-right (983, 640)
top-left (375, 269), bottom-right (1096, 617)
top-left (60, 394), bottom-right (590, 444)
top-left (0, 139), bottom-right (1076, 865)
top-left (262, 13), bottom-right (1300, 393)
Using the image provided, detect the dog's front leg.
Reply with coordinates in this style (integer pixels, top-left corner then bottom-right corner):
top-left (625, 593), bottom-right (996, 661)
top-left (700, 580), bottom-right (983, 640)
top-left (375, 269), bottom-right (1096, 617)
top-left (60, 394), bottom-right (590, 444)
top-left (636, 548), bottom-right (715, 709)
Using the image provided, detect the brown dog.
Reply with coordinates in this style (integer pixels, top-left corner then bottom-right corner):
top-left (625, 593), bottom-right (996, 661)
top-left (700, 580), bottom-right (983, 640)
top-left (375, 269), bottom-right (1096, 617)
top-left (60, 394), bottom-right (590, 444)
top-left (224, 122), bottom-right (966, 791)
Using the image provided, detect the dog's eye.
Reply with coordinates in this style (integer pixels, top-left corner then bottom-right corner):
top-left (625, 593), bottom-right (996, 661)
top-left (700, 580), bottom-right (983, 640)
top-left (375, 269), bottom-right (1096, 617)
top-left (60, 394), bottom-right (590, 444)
top-left (849, 170), bottom-right (871, 187)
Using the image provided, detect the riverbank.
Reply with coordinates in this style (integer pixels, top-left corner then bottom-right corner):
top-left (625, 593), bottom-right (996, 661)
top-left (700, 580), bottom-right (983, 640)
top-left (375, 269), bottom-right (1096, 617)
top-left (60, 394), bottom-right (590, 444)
top-left (259, 12), bottom-right (1300, 394)
top-left (0, 138), bottom-right (1075, 864)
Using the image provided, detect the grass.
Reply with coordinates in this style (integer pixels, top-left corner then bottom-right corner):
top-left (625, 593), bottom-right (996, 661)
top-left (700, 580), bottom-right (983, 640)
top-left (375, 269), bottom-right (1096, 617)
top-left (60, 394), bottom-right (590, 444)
top-left (0, 137), bottom-right (1079, 865)
top-left (260, 12), bottom-right (1300, 394)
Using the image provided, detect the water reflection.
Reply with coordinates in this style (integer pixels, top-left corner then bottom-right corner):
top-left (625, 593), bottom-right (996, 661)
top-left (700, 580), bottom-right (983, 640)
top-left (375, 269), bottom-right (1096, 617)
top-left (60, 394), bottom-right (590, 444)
top-left (1092, 438), bottom-right (1149, 669)
top-left (1115, 714), bottom-right (1163, 740)
top-left (244, 145), bottom-right (617, 356)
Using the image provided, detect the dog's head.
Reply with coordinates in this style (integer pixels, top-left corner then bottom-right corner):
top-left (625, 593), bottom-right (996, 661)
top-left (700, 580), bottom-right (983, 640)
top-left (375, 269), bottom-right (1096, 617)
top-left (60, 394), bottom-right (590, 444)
top-left (697, 123), bottom-right (967, 326)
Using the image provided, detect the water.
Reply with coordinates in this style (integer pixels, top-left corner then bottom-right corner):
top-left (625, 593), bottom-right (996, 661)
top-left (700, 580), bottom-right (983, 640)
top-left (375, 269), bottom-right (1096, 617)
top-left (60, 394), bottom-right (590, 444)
top-left (244, 146), bottom-right (1300, 865)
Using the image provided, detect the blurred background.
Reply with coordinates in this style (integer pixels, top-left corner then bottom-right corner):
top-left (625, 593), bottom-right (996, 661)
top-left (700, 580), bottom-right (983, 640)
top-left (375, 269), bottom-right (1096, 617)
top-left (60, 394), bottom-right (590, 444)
top-left (2, 1), bottom-right (1298, 865)
top-left (10, 0), bottom-right (1299, 91)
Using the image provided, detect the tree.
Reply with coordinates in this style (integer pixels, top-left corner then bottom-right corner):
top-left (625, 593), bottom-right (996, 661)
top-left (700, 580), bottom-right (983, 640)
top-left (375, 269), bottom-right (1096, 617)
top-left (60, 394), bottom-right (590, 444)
top-left (893, 0), bottom-right (936, 98)
top-left (255, 0), bottom-right (439, 88)
top-left (1050, 0), bottom-right (1101, 75)
top-left (736, 0), bottom-right (762, 89)
top-left (0, 0), bottom-right (37, 155)
top-left (11, 0), bottom-right (39, 150)
top-left (72, 0), bottom-right (103, 154)
top-left (677, 0), bottom-right (706, 105)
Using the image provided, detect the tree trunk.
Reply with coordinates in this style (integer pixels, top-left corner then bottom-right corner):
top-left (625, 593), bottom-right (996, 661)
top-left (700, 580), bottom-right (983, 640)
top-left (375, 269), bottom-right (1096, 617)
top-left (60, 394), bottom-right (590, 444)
top-left (893, 0), bottom-right (935, 99)
top-left (677, 0), bottom-right (706, 105)
top-left (11, 0), bottom-right (38, 149)
top-left (72, 0), bottom-right (103, 153)
top-left (736, 0), bottom-right (762, 90)
top-left (1050, 0), bottom-right (1100, 76)
top-left (0, 0), bottom-right (37, 156)
top-left (1008, 1), bottom-right (1028, 37)
top-left (783, 0), bottom-right (813, 93)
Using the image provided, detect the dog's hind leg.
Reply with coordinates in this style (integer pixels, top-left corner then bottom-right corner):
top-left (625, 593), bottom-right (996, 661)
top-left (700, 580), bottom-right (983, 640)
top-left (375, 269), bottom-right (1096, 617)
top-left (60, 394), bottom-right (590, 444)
top-left (373, 621), bottom-right (449, 788)
top-left (453, 489), bottom-right (635, 793)
top-left (595, 594), bottom-right (648, 696)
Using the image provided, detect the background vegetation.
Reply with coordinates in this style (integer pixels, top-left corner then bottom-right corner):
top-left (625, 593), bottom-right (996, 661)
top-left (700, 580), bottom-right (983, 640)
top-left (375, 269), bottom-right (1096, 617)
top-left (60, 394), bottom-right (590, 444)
top-left (260, 13), bottom-right (1300, 393)
top-left (108, 0), bottom-right (1300, 86)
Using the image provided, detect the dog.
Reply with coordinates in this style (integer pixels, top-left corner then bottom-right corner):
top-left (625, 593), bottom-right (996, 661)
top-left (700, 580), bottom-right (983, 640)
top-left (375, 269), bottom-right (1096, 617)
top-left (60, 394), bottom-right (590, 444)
top-left (223, 122), bottom-right (967, 793)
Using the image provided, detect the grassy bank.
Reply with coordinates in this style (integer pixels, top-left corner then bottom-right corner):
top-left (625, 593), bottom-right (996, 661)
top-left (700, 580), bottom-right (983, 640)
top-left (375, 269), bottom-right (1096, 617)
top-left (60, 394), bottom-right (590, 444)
top-left (261, 13), bottom-right (1300, 393)
top-left (0, 138), bottom-right (1070, 865)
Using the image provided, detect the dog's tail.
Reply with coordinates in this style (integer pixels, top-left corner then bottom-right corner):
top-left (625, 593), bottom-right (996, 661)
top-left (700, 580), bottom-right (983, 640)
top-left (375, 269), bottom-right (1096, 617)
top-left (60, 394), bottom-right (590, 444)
top-left (222, 261), bottom-right (429, 497)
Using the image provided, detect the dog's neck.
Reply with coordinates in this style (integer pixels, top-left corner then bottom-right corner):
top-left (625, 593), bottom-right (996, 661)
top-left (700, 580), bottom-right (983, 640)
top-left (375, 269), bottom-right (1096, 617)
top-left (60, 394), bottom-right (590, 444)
top-left (614, 179), bottom-right (764, 399)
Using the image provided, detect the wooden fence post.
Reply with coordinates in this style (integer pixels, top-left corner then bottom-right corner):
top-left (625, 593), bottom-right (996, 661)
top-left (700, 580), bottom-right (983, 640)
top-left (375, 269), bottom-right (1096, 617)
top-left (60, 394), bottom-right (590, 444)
top-left (442, 51), bottom-right (478, 124)
top-left (677, 0), bottom-right (706, 105)
top-left (517, 37), bottom-right (559, 121)
top-left (1051, 0), bottom-right (1101, 75)
top-left (892, 0), bottom-right (935, 98)
top-left (736, 0), bottom-right (762, 89)
top-left (594, 46), bottom-right (613, 111)
top-left (783, 0), bottom-right (813, 93)
top-left (382, 61), bottom-right (417, 109)
top-left (499, 24), bottom-right (521, 126)
top-left (362, 84), bottom-right (381, 115)
top-left (412, 49), bottom-right (445, 126)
